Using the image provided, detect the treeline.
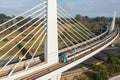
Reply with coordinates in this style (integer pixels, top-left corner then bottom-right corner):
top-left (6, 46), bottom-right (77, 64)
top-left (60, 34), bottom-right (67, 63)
top-left (0, 13), bottom-right (11, 24)
top-left (1, 13), bottom-right (120, 32)
top-left (1, 13), bottom-right (120, 25)
top-left (0, 13), bottom-right (43, 25)
top-left (75, 14), bottom-right (120, 24)
top-left (0, 13), bottom-right (45, 32)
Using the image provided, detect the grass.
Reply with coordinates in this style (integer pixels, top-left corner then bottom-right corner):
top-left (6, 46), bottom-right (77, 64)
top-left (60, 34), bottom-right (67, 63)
top-left (0, 41), bottom-right (22, 58)
top-left (0, 25), bottom-right (45, 59)
top-left (0, 21), bottom-right (97, 59)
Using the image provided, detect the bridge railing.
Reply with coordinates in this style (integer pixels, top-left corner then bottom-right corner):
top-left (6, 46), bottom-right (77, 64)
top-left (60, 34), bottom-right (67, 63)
top-left (58, 25), bottom-right (110, 53)
top-left (21, 27), bottom-right (119, 79)
top-left (0, 22), bottom-right (118, 79)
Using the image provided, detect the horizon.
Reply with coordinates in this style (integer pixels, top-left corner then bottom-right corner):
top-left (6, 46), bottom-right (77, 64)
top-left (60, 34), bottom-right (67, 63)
top-left (0, 0), bottom-right (120, 17)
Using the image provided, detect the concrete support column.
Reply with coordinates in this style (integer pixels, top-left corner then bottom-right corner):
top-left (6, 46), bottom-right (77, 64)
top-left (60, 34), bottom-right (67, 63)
top-left (45, 0), bottom-right (59, 65)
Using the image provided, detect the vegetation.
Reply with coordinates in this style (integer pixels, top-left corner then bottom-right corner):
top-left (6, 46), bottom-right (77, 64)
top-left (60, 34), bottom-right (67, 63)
top-left (0, 14), bottom-right (11, 24)
top-left (91, 64), bottom-right (109, 80)
top-left (73, 74), bottom-right (91, 80)
top-left (0, 13), bottom-right (45, 59)
top-left (75, 14), bottom-right (81, 22)
top-left (72, 55), bottom-right (120, 80)
top-left (0, 13), bottom-right (120, 60)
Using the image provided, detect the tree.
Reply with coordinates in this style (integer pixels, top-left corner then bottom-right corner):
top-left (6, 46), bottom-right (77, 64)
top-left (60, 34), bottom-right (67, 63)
top-left (16, 16), bottom-right (24, 21)
top-left (0, 13), bottom-right (11, 24)
top-left (75, 14), bottom-right (81, 22)
top-left (107, 55), bottom-right (120, 64)
top-left (116, 18), bottom-right (120, 26)
top-left (94, 72), bottom-right (108, 80)
top-left (91, 64), bottom-right (109, 80)
top-left (84, 16), bottom-right (89, 21)
top-left (82, 16), bottom-right (89, 21)
top-left (94, 16), bottom-right (109, 22)
top-left (0, 13), bottom-right (11, 19)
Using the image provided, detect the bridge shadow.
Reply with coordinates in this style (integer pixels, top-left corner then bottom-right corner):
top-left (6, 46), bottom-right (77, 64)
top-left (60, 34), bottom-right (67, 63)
top-left (34, 53), bottom-right (44, 62)
top-left (16, 42), bottom-right (32, 59)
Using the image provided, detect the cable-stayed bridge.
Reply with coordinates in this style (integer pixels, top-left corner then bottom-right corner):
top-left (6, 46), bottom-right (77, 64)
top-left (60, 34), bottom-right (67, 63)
top-left (0, 0), bottom-right (119, 80)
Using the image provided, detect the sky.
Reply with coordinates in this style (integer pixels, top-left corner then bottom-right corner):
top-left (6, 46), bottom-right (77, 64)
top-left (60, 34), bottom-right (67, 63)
top-left (0, 0), bottom-right (120, 17)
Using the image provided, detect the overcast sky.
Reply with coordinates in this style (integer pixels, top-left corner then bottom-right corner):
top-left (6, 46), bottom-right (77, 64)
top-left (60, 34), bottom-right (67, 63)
top-left (0, 0), bottom-right (120, 17)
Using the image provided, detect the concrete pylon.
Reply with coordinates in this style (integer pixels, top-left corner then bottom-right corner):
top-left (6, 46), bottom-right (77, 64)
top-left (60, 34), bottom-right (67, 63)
top-left (45, 0), bottom-right (59, 65)
top-left (110, 11), bottom-right (116, 32)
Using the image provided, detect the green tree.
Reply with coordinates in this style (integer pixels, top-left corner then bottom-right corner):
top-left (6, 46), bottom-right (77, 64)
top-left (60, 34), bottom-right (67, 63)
top-left (91, 64), bottom-right (109, 80)
top-left (82, 16), bottom-right (89, 21)
top-left (84, 16), bottom-right (89, 21)
top-left (94, 16), bottom-right (109, 22)
top-left (0, 13), bottom-right (11, 24)
top-left (94, 72), bottom-right (108, 80)
top-left (107, 55), bottom-right (120, 64)
top-left (75, 14), bottom-right (81, 22)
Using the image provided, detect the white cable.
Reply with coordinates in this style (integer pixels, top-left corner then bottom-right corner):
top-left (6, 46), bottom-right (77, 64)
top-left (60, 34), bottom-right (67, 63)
top-left (0, 13), bottom-right (47, 50)
top-left (0, 10), bottom-right (46, 43)
top-left (0, 6), bottom-right (47, 41)
top-left (58, 17), bottom-right (83, 41)
top-left (0, 19), bottom-right (46, 61)
top-left (25, 33), bottom-right (46, 71)
top-left (58, 35), bottom-right (69, 49)
top-left (59, 18), bottom-right (88, 41)
top-left (58, 5), bottom-right (96, 37)
top-left (58, 23), bottom-right (82, 43)
top-left (0, 1), bottom-right (46, 28)
top-left (58, 30), bottom-right (73, 50)
top-left (0, 17), bottom-right (46, 61)
top-left (75, 20), bottom-right (96, 37)
top-left (1, 23), bottom-right (46, 70)
top-left (59, 27), bottom-right (109, 53)
top-left (58, 25), bottom-right (79, 44)
top-left (58, 5), bottom-right (95, 37)
top-left (8, 28), bottom-right (46, 76)
top-left (2, 13), bottom-right (47, 62)
top-left (58, 14), bottom-right (90, 40)
top-left (58, 29), bottom-right (74, 46)
top-left (58, 10), bottom-right (91, 39)
top-left (0, 6), bottom-right (46, 35)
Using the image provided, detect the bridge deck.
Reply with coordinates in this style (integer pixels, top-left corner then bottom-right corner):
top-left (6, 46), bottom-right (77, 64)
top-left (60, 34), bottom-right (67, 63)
top-left (20, 29), bottom-right (118, 80)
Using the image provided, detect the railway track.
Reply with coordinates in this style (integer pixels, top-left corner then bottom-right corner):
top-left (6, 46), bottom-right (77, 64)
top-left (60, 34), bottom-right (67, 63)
top-left (20, 27), bottom-right (118, 79)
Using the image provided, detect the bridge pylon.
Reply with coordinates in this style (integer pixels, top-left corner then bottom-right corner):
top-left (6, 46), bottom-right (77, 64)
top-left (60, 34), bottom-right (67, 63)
top-left (45, 0), bottom-right (59, 65)
top-left (110, 11), bottom-right (116, 32)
